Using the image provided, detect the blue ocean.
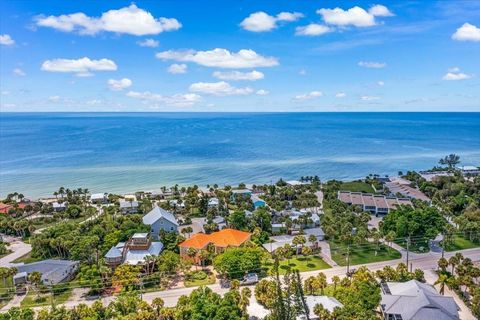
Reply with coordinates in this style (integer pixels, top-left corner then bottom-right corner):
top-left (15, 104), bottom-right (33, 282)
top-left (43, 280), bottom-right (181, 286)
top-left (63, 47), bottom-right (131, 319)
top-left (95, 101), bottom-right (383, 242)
top-left (1, 112), bottom-right (479, 198)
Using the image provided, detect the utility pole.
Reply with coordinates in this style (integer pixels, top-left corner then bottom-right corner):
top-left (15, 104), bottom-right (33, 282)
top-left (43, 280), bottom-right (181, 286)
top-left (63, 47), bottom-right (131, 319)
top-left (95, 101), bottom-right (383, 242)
top-left (406, 236), bottom-right (410, 270)
top-left (346, 244), bottom-right (350, 275)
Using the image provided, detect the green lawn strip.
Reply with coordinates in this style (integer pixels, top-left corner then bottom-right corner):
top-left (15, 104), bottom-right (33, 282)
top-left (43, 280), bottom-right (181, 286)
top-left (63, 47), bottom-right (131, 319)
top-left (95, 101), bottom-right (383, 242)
top-left (264, 255), bottom-right (331, 275)
top-left (20, 287), bottom-right (72, 308)
top-left (394, 238), bottom-right (430, 254)
top-left (340, 181), bottom-right (375, 193)
top-left (12, 252), bottom-right (43, 264)
top-left (184, 270), bottom-right (216, 287)
top-left (329, 241), bottom-right (401, 266)
top-left (0, 276), bottom-right (15, 308)
top-left (443, 234), bottom-right (480, 252)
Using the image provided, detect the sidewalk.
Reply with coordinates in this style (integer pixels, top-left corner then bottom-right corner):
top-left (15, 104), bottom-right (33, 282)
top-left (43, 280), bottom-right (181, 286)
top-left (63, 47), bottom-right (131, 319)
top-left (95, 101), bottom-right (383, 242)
top-left (318, 241), bottom-right (337, 266)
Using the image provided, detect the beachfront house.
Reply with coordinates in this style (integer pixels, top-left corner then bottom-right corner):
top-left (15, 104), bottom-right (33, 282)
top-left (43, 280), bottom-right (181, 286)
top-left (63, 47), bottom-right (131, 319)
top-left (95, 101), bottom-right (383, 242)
top-left (142, 206), bottom-right (178, 239)
top-left (380, 280), bottom-right (459, 320)
top-left (230, 189), bottom-right (252, 202)
top-left (13, 260), bottom-right (79, 285)
top-left (458, 165), bottom-right (480, 176)
top-left (105, 232), bottom-right (163, 267)
top-left (119, 200), bottom-right (139, 214)
top-left (337, 191), bottom-right (413, 215)
top-left (90, 193), bottom-right (109, 205)
top-left (179, 228), bottom-right (251, 264)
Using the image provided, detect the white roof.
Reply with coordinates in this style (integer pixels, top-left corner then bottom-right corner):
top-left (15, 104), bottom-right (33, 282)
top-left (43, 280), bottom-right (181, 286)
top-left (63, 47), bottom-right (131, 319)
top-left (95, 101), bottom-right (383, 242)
top-left (52, 202), bottom-right (66, 208)
top-left (90, 193), bottom-right (107, 200)
top-left (231, 189), bottom-right (251, 194)
top-left (119, 200), bottom-right (139, 208)
top-left (286, 180), bottom-right (304, 186)
top-left (460, 165), bottom-right (478, 171)
top-left (143, 206), bottom-right (178, 226)
top-left (124, 242), bottom-right (163, 265)
top-left (208, 198), bottom-right (219, 205)
top-left (299, 296), bottom-right (343, 319)
top-left (132, 233), bottom-right (148, 239)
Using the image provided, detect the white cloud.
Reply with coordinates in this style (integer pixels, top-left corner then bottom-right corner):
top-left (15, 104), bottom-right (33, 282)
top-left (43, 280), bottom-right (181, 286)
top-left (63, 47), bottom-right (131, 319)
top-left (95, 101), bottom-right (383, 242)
top-left (317, 5), bottom-right (393, 28)
top-left (0, 34), bottom-right (15, 46)
top-left (295, 24), bottom-right (332, 36)
top-left (294, 91), bottom-right (323, 101)
top-left (107, 78), bottom-right (132, 91)
top-left (137, 38), bottom-right (159, 47)
top-left (41, 57), bottom-right (117, 76)
top-left (1, 91), bottom-right (9, 95)
top-left (189, 81), bottom-right (253, 96)
top-left (240, 11), bottom-right (303, 32)
top-left (448, 67), bottom-right (460, 72)
top-left (358, 61), bottom-right (386, 68)
top-left (49, 95), bottom-right (61, 102)
top-left (256, 89), bottom-right (269, 95)
top-left (442, 72), bottom-right (472, 81)
top-left (335, 92), bottom-right (346, 98)
top-left (86, 99), bottom-right (102, 106)
top-left (212, 70), bottom-right (264, 81)
top-left (299, 69), bottom-right (307, 75)
top-left (35, 4), bottom-right (181, 36)
top-left (126, 91), bottom-right (201, 107)
top-left (167, 63), bottom-right (187, 74)
top-left (361, 95), bottom-right (380, 101)
top-left (452, 23), bottom-right (480, 42)
top-left (368, 5), bottom-right (394, 17)
top-left (377, 81), bottom-right (385, 86)
top-left (13, 68), bottom-right (26, 76)
top-left (156, 48), bottom-right (278, 69)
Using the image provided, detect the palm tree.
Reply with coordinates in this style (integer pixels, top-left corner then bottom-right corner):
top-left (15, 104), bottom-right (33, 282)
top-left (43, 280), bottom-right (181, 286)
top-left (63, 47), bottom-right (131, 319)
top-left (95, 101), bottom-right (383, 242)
top-left (292, 235), bottom-right (306, 257)
top-left (313, 303), bottom-right (332, 320)
top-left (186, 248), bottom-right (198, 270)
top-left (152, 297), bottom-right (165, 316)
top-left (449, 255), bottom-right (459, 275)
top-left (28, 271), bottom-right (42, 300)
top-left (239, 287), bottom-right (251, 316)
top-left (332, 275), bottom-right (340, 292)
top-left (308, 234), bottom-right (317, 251)
top-left (316, 272), bottom-right (327, 295)
top-left (438, 257), bottom-right (449, 272)
top-left (435, 274), bottom-right (450, 295)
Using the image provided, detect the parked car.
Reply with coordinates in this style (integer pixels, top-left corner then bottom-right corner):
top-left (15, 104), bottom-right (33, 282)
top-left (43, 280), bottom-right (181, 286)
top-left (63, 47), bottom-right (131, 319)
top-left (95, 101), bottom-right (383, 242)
top-left (241, 273), bottom-right (259, 285)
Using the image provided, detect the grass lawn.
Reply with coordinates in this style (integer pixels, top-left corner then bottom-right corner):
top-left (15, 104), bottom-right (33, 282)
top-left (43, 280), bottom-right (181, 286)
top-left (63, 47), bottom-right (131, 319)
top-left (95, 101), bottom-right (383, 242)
top-left (0, 276), bottom-right (15, 309)
top-left (264, 255), bottom-right (331, 274)
top-left (12, 252), bottom-right (42, 264)
top-left (340, 181), bottom-right (375, 193)
top-left (443, 234), bottom-right (480, 252)
top-left (21, 288), bottom-right (72, 307)
top-left (394, 238), bottom-right (430, 253)
top-left (184, 270), bottom-right (216, 287)
top-left (329, 241), bottom-right (401, 266)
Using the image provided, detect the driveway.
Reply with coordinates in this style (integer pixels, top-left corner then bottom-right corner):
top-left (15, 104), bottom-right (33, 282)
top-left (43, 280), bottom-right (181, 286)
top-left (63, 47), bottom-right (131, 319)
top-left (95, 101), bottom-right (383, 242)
top-left (0, 238), bottom-right (31, 267)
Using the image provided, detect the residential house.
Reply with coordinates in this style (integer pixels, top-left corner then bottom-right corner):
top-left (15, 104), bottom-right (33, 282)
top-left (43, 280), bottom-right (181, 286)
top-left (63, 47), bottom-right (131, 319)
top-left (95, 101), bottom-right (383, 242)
top-left (169, 199), bottom-right (185, 209)
top-left (380, 280), bottom-right (459, 320)
top-left (119, 200), bottom-right (139, 214)
top-left (338, 191), bottom-right (413, 215)
top-left (143, 206), bottom-right (179, 239)
top-left (105, 233), bottom-right (163, 267)
top-left (251, 195), bottom-right (266, 210)
top-left (52, 202), bottom-right (67, 212)
top-left (208, 197), bottom-right (219, 208)
top-left (262, 229), bottom-right (324, 253)
top-left (299, 296), bottom-right (343, 320)
top-left (179, 228), bottom-right (251, 263)
top-left (230, 189), bottom-right (252, 202)
top-left (13, 259), bottom-right (79, 285)
top-left (90, 193), bottom-right (109, 205)
top-left (458, 165), bottom-right (480, 176)
top-left (0, 202), bottom-right (27, 214)
top-left (384, 178), bottom-right (431, 202)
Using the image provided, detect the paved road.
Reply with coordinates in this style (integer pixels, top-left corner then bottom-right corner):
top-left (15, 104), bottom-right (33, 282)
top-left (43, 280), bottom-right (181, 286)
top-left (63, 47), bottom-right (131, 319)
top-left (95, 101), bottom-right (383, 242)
top-left (0, 237), bottom-right (32, 268)
top-left (33, 246), bottom-right (479, 312)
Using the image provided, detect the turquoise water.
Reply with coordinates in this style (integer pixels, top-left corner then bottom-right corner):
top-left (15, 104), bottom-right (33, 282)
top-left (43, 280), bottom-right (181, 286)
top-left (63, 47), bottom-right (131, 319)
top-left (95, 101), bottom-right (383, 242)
top-left (1, 112), bottom-right (479, 198)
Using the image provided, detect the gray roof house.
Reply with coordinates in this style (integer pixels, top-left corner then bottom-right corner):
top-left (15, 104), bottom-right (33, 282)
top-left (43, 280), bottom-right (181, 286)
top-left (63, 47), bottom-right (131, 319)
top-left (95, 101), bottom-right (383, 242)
top-left (119, 200), bottom-right (139, 214)
top-left (105, 233), bottom-right (163, 267)
top-left (13, 259), bottom-right (79, 285)
top-left (380, 280), bottom-right (459, 320)
top-left (143, 206), bottom-right (179, 239)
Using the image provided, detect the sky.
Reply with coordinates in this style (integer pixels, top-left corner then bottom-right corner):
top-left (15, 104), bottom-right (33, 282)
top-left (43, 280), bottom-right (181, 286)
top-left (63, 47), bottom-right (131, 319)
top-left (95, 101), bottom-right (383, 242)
top-left (0, 0), bottom-right (479, 112)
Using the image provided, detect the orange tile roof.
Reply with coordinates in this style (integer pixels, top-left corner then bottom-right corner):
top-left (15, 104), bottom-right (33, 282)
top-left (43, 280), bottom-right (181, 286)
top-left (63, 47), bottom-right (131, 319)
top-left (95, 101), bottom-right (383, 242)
top-left (179, 228), bottom-right (251, 250)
